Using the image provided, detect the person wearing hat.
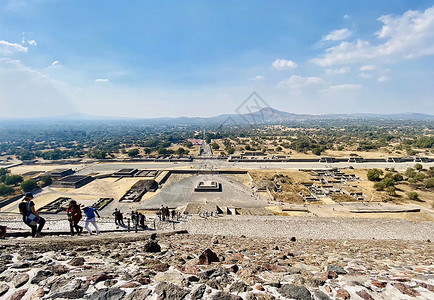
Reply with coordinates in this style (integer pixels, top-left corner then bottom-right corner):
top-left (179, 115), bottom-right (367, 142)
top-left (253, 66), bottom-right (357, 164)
top-left (18, 192), bottom-right (45, 238)
top-left (81, 205), bottom-right (100, 235)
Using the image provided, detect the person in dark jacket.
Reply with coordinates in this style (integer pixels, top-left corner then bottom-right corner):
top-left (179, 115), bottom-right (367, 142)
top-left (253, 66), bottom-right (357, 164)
top-left (18, 192), bottom-right (45, 238)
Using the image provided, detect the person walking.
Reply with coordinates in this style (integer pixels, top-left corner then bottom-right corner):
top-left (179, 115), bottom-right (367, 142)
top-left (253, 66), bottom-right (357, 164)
top-left (112, 208), bottom-right (120, 226)
top-left (66, 200), bottom-right (83, 236)
top-left (18, 192), bottom-right (45, 238)
top-left (82, 205), bottom-right (100, 235)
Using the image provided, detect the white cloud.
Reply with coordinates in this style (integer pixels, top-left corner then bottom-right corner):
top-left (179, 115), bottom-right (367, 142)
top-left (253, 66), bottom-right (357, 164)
top-left (251, 75), bottom-right (265, 80)
top-left (360, 65), bottom-right (376, 71)
top-left (28, 40), bottom-right (37, 46)
top-left (328, 84), bottom-right (362, 91)
top-left (378, 75), bottom-right (390, 82)
top-left (312, 6), bottom-right (434, 66)
top-left (0, 40), bottom-right (28, 54)
top-left (95, 78), bottom-right (110, 83)
top-left (322, 28), bottom-right (352, 41)
top-left (325, 67), bottom-right (350, 75)
top-left (51, 60), bottom-right (59, 66)
top-left (344, 14), bottom-right (350, 20)
top-left (358, 73), bottom-right (372, 79)
top-left (272, 59), bottom-right (297, 70)
top-left (277, 75), bottom-right (323, 89)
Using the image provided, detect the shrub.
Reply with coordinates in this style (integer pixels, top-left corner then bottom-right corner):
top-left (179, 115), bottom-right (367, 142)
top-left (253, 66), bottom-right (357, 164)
top-left (374, 181), bottom-right (386, 191)
top-left (367, 169), bottom-right (383, 181)
top-left (0, 184), bottom-right (14, 195)
top-left (20, 179), bottom-right (38, 192)
top-left (407, 191), bottom-right (419, 200)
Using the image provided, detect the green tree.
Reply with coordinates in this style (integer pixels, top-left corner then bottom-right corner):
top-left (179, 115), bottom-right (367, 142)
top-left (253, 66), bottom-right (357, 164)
top-left (414, 163), bottom-right (423, 171)
top-left (4, 175), bottom-right (23, 186)
top-left (382, 177), bottom-right (395, 187)
top-left (386, 186), bottom-right (396, 196)
top-left (41, 176), bottom-right (52, 187)
top-left (0, 184), bottom-right (14, 195)
top-left (423, 177), bottom-right (434, 188)
top-left (0, 168), bottom-right (10, 176)
top-left (405, 168), bottom-right (417, 178)
top-left (367, 169), bottom-right (383, 181)
top-left (128, 148), bottom-right (139, 158)
top-left (20, 179), bottom-right (38, 192)
top-left (407, 191), bottom-right (419, 200)
top-left (175, 147), bottom-right (186, 155)
top-left (374, 181), bottom-right (386, 191)
top-left (211, 142), bottom-right (220, 150)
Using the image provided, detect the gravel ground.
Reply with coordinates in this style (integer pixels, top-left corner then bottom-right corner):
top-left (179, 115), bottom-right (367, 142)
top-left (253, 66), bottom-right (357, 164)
top-left (177, 215), bottom-right (434, 241)
top-left (1, 214), bottom-right (433, 241)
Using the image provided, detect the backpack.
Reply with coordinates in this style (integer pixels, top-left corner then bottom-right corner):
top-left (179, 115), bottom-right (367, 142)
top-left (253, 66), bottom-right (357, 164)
top-left (24, 202), bottom-right (38, 226)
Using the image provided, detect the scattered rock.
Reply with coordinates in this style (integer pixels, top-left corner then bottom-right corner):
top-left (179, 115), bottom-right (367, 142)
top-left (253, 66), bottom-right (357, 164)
top-left (49, 278), bottom-right (89, 299)
top-left (68, 257), bottom-right (85, 266)
top-left (327, 265), bottom-right (347, 275)
top-left (88, 272), bottom-right (116, 283)
top-left (0, 284), bottom-right (9, 297)
top-left (210, 291), bottom-right (242, 300)
top-left (290, 237), bottom-right (296, 242)
top-left (13, 272), bottom-right (29, 288)
top-left (229, 281), bottom-right (251, 293)
top-left (191, 284), bottom-right (206, 299)
top-left (336, 289), bottom-right (350, 299)
top-left (393, 283), bottom-right (420, 297)
top-left (314, 290), bottom-right (330, 300)
top-left (154, 282), bottom-right (190, 300)
top-left (124, 288), bottom-right (150, 300)
top-left (279, 284), bottom-right (312, 300)
top-left (88, 288), bottom-right (126, 300)
top-left (150, 263), bottom-right (170, 272)
top-left (371, 280), bottom-right (387, 288)
top-left (30, 288), bottom-right (45, 299)
top-left (8, 289), bottom-right (27, 300)
top-left (198, 248), bottom-right (220, 265)
top-left (48, 264), bottom-right (69, 275)
top-left (356, 290), bottom-right (375, 300)
top-left (31, 269), bottom-right (54, 284)
top-left (11, 262), bottom-right (30, 269)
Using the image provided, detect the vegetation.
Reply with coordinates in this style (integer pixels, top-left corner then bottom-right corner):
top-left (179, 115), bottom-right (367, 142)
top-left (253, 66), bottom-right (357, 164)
top-left (20, 179), bottom-right (38, 192)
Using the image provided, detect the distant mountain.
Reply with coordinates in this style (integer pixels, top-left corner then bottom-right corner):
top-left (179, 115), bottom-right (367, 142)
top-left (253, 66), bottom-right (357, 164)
top-left (2, 108), bottom-right (434, 124)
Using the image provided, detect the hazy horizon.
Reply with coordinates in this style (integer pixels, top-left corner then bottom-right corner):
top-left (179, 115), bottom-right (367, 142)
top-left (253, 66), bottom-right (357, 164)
top-left (1, 1), bottom-right (434, 118)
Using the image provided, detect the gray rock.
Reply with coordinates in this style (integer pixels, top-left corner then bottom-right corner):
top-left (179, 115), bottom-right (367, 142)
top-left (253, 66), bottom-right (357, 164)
top-left (229, 281), bottom-right (251, 293)
top-left (0, 270), bottom-right (16, 282)
top-left (13, 272), bottom-right (29, 288)
top-left (124, 288), bottom-right (150, 300)
top-left (191, 285), bottom-right (206, 299)
top-left (210, 291), bottom-right (242, 300)
top-left (68, 257), bottom-right (85, 266)
top-left (31, 269), bottom-right (54, 284)
top-left (8, 288), bottom-right (27, 300)
top-left (154, 282), bottom-right (190, 300)
top-left (314, 290), bottom-right (330, 300)
top-left (0, 283), bottom-right (9, 297)
top-left (198, 248), bottom-right (220, 265)
top-left (48, 264), bottom-right (70, 275)
top-left (49, 278), bottom-right (89, 299)
top-left (327, 265), bottom-right (347, 275)
top-left (88, 288), bottom-right (126, 300)
top-left (11, 262), bottom-right (30, 269)
top-left (279, 284), bottom-right (312, 300)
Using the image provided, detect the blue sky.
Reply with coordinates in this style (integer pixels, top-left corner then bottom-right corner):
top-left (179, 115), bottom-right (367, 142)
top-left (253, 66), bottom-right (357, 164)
top-left (1, 0), bottom-right (434, 118)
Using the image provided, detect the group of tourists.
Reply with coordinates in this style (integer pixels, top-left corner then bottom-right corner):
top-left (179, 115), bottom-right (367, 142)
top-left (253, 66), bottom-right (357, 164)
top-left (18, 192), bottom-right (100, 238)
top-left (157, 205), bottom-right (177, 221)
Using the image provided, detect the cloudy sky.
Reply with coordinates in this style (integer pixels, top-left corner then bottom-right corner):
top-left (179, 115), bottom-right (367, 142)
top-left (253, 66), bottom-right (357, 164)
top-left (1, 0), bottom-right (434, 118)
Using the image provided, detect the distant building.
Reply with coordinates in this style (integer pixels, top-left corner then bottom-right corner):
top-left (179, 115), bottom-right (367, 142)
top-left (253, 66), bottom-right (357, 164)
top-left (52, 175), bottom-right (93, 188)
top-left (50, 168), bottom-right (75, 177)
top-left (187, 138), bottom-right (204, 145)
